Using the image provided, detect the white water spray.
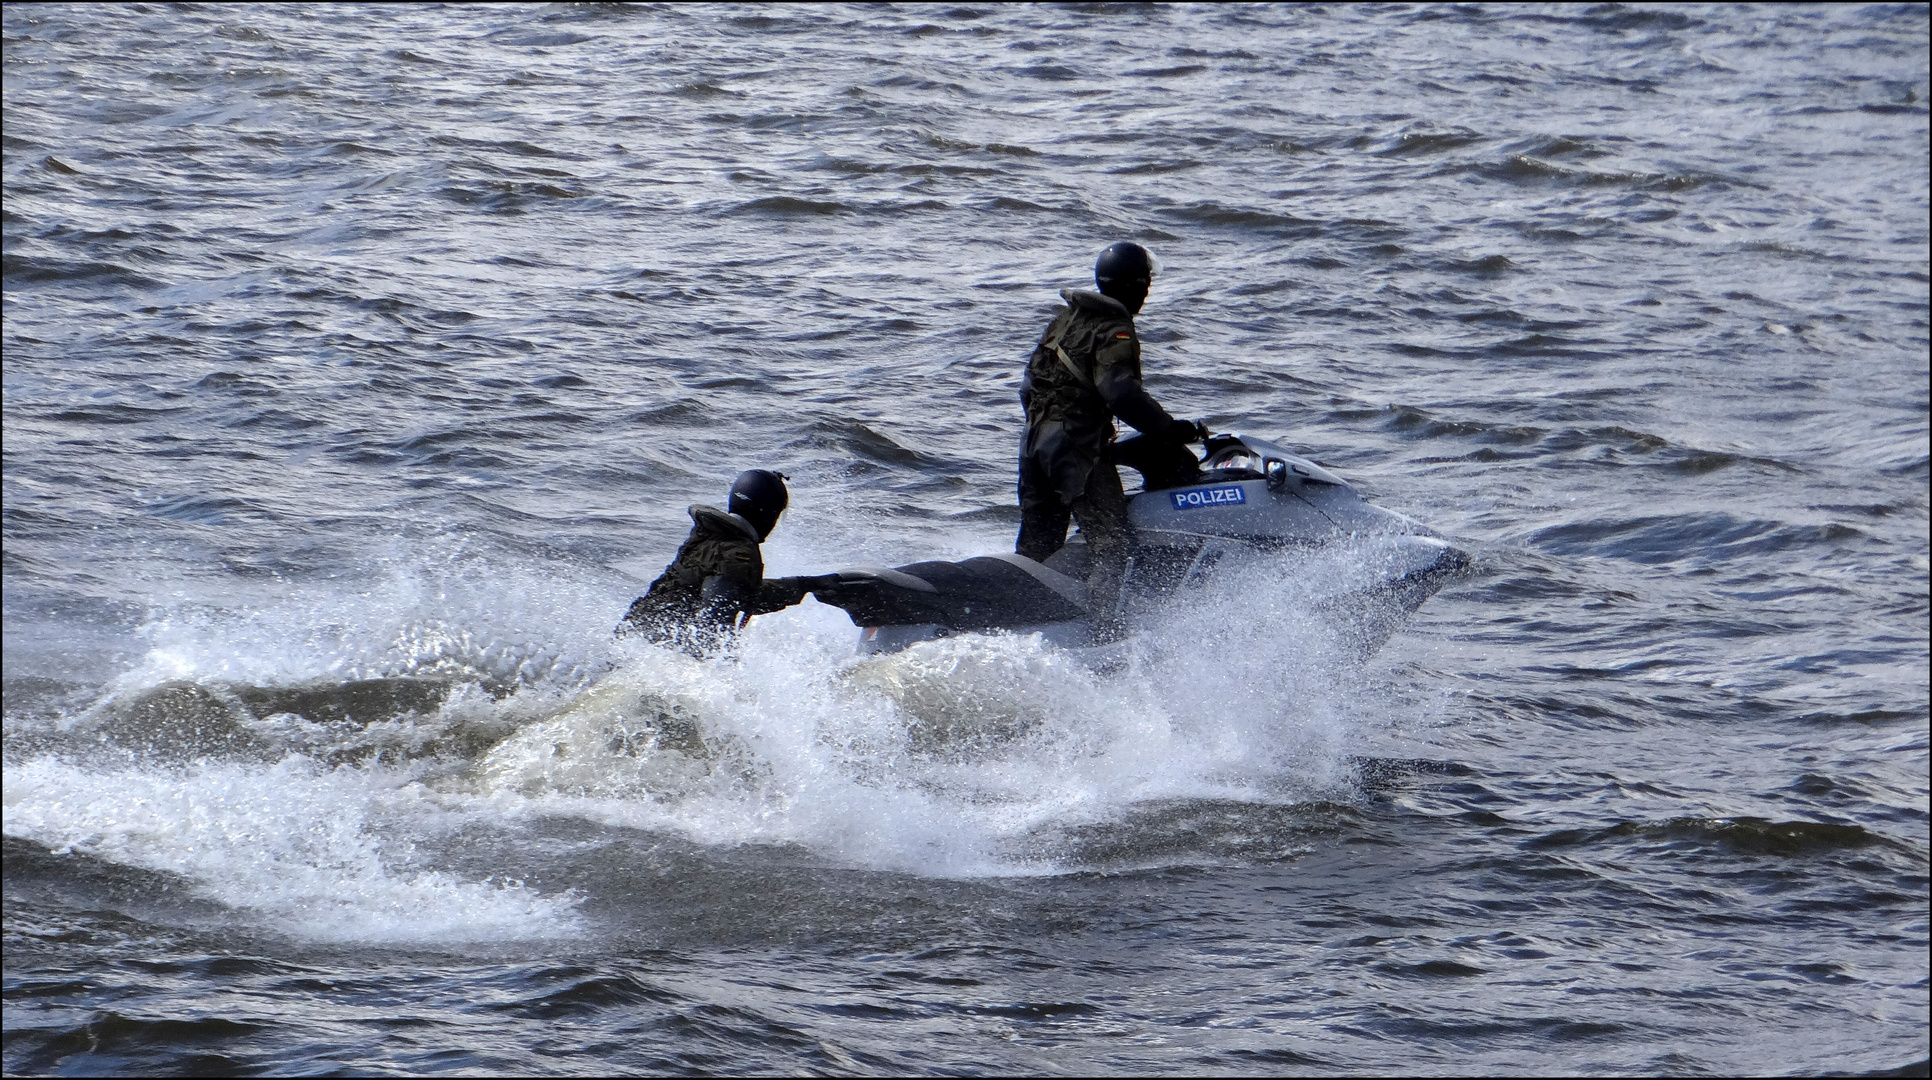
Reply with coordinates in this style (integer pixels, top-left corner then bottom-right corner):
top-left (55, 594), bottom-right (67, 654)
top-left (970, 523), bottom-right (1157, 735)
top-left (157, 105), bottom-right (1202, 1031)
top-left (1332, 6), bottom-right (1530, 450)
top-left (3, 536), bottom-right (1403, 942)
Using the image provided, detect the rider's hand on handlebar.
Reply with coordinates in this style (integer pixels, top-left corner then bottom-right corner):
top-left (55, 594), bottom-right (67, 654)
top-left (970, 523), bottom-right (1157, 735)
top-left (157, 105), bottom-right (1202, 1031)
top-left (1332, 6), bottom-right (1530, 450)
top-left (1179, 419), bottom-right (1211, 444)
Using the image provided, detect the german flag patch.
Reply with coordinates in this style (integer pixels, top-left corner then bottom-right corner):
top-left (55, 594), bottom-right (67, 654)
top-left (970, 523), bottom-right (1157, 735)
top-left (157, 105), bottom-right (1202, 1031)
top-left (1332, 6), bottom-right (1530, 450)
top-left (1114, 332), bottom-right (1132, 339)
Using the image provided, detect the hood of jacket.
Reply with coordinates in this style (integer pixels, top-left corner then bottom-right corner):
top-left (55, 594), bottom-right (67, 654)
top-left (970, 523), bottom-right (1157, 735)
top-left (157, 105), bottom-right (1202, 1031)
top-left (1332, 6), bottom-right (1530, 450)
top-left (1060, 288), bottom-right (1132, 320)
top-left (687, 504), bottom-right (762, 544)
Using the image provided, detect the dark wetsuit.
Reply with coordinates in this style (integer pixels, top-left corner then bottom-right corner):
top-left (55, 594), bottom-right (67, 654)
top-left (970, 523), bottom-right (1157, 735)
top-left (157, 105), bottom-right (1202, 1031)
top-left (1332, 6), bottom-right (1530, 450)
top-left (617, 505), bottom-right (808, 654)
top-left (1016, 289), bottom-right (1196, 637)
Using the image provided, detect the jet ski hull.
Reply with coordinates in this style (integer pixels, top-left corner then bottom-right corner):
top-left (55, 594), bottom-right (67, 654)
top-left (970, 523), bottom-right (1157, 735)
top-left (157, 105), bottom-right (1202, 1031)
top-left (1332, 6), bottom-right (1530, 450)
top-left (817, 435), bottom-right (1468, 659)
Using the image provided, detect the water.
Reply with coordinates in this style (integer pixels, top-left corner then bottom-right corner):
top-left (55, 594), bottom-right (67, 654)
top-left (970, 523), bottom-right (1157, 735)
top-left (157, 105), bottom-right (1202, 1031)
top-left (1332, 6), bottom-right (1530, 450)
top-left (4, 2), bottom-right (1927, 1075)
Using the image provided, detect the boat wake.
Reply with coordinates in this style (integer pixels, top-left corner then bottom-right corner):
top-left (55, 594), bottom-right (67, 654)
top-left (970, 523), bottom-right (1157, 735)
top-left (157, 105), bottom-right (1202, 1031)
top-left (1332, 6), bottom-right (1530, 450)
top-left (3, 537), bottom-right (1451, 943)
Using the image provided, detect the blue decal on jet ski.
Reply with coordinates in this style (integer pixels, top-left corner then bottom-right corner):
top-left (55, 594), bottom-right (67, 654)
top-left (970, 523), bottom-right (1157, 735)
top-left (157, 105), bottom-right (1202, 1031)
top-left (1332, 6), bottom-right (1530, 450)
top-left (1169, 485), bottom-right (1247, 510)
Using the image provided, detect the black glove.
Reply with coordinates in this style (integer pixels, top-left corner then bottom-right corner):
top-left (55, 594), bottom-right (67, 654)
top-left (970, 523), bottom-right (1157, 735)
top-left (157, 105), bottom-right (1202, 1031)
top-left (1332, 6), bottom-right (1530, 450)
top-left (1176, 419), bottom-right (1210, 444)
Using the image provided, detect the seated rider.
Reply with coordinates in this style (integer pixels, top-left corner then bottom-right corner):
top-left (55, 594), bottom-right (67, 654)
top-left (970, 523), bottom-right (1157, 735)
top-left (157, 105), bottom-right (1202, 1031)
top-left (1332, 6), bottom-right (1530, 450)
top-left (616, 469), bottom-right (835, 653)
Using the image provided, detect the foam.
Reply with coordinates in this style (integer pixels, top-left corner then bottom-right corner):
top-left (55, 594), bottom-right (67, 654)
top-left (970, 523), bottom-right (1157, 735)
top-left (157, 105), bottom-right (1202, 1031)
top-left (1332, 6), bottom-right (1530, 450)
top-left (115, 530), bottom-right (626, 695)
top-left (1, 754), bottom-right (582, 943)
top-left (464, 548), bottom-right (1379, 876)
top-left (3, 532), bottom-right (1401, 941)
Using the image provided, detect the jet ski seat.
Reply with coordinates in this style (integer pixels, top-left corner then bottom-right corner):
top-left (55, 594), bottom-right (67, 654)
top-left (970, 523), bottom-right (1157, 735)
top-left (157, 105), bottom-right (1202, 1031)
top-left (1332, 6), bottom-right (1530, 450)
top-left (822, 554), bottom-right (1088, 631)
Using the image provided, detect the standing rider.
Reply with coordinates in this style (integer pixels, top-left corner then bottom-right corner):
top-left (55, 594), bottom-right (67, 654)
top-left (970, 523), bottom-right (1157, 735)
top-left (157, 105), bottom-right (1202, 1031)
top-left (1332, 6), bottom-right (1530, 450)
top-left (617, 469), bottom-right (836, 654)
top-left (1016, 242), bottom-right (1207, 642)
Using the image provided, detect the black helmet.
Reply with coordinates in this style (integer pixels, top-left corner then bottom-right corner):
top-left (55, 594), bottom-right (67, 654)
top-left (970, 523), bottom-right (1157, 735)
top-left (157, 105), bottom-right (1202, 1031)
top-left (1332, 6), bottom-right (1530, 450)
top-left (728, 469), bottom-right (789, 540)
top-left (1094, 242), bottom-right (1159, 312)
top-left (1094, 241), bottom-right (1158, 288)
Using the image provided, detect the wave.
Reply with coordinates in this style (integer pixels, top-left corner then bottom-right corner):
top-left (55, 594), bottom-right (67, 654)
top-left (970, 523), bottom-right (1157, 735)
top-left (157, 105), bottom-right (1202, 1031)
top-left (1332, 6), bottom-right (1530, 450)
top-left (1012, 64), bottom-right (1080, 82)
top-left (791, 418), bottom-right (953, 469)
top-left (3, 253), bottom-right (163, 289)
top-left (1369, 129), bottom-right (1486, 157)
top-left (730, 195), bottom-right (846, 216)
top-left (141, 493), bottom-right (271, 526)
top-left (426, 134), bottom-right (573, 159)
top-left (1524, 816), bottom-right (1912, 858)
top-left (43, 403), bottom-right (190, 425)
top-left (437, 180), bottom-right (590, 213)
top-left (1526, 513), bottom-right (1867, 566)
top-left (1369, 407), bottom-right (1810, 477)
top-left (1441, 155), bottom-right (1759, 192)
top-left (3, 1011), bottom-right (259, 1076)
top-left (1163, 202), bottom-right (1321, 234)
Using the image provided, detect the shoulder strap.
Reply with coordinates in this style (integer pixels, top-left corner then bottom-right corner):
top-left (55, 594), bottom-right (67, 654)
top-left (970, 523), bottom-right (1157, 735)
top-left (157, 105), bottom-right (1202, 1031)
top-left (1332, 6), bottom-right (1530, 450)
top-left (1042, 314), bottom-right (1096, 391)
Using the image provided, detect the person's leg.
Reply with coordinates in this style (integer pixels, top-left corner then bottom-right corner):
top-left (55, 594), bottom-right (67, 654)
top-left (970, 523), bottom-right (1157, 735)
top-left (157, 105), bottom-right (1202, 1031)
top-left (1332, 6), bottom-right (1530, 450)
top-left (1016, 454), bottom-right (1071, 562)
top-left (1070, 465), bottom-right (1131, 643)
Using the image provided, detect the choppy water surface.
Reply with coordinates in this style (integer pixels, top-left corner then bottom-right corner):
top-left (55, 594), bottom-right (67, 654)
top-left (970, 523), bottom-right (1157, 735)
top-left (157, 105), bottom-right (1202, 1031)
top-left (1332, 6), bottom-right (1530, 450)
top-left (4, 3), bottom-right (1927, 1075)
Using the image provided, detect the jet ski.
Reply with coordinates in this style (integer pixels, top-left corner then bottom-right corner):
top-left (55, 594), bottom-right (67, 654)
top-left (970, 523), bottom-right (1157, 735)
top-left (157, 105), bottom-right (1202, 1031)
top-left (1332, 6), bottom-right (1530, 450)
top-left (812, 433), bottom-right (1468, 658)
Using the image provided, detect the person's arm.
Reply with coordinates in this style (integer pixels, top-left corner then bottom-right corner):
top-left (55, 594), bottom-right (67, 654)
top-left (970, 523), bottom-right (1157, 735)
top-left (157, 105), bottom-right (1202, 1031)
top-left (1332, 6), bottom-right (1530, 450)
top-left (1093, 329), bottom-right (1190, 439)
top-left (698, 572), bottom-right (755, 625)
top-left (743, 576), bottom-right (810, 616)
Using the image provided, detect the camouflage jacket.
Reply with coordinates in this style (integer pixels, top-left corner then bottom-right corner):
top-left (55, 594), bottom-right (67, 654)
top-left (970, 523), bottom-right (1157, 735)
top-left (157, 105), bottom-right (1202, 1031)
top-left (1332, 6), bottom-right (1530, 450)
top-left (617, 505), bottom-right (805, 648)
top-left (1020, 289), bottom-right (1182, 501)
